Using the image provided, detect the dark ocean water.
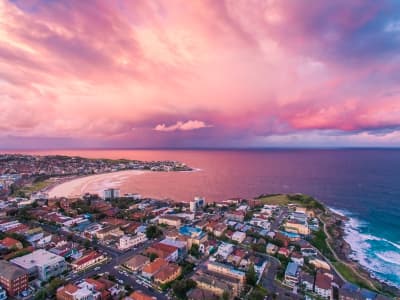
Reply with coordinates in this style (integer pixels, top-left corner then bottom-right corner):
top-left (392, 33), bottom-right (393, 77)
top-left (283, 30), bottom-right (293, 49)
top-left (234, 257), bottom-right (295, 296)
top-left (5, 149), bottom-right (400, 286)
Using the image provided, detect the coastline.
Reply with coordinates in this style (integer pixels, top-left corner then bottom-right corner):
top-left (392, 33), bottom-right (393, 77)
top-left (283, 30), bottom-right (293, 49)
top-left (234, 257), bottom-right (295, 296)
top-left (324, 206), bottom-right (400, 296)
top-left (46, 170), bottom-right (147, 198)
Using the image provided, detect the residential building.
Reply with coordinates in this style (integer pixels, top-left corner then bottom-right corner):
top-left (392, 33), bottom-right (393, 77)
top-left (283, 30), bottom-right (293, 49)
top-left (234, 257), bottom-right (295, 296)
top-left (212, 223), bottom-right (227, 237)
top-left (103, 188), bottom-right (120, 200)
top-left (158, 215), bottom-right (181, 228)
top-left (142, 258), bottom-right (168, 279)
top-left (189, 197), bottom-right (205, 212)
top-left (207, 262), bottom-right (245, 283)
top-left (284, 219), bottom-right (310, 235)
top-left (56, 283), bottom-right (99, 300)
top-left (129, 290), bottom-right (156, 300)
top-left (179, 226), bottom-right (207, 249)
top-left (0, 260), bottom-right (28, 296)
top-left (225, 211), bottom-right (245, 222)
top-left (118, 233), bottom-right (147, 250)
top-left (0, 237), bottom-right (23, 250)
top-left (11, 249), bottom-right (67, 282)
top-left (284, 262), bottom-right (300, 287)
top-left (95, 225), bottom-right (124, 240)
top-left (300, 272), bottom-right (314, 292)
top-left (154, 263), bottom-right (182, 285)
top-left (187, 288), bottom-right (218, 300)
top-left (315, 272), bottom-right (333, 299)
top-left (71, 251), bottom-right (106, 272)
top-left (124, 255), bottom-right (149, 272)
top-left (144, 243), bottom-right (179, 262)
top-left (231, 231), bottom-right (246, 244)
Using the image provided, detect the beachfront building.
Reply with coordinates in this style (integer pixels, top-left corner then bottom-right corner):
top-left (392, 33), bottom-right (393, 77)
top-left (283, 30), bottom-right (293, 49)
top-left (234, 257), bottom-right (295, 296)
top-left (11, 249), bottom-right (67, 282)
top-left (189, 197), bottom-right (205, 212)
top-left (103, 188), bottom-right (120, 200)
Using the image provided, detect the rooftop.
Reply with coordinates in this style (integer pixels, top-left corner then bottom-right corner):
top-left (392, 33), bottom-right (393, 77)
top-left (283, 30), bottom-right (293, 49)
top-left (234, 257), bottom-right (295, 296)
top-left (11, 249), bottom-right (65, 269)
top-left (0, 260), bottom-right (27, 280)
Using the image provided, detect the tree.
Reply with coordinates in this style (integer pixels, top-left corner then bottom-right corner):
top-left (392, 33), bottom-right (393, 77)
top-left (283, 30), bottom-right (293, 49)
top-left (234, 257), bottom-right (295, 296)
top-left (149, 252), bottom-right (158, 262)
top-left (246, 264), bottom-right (257, 286)
top-left (172, 279), bottom-right (196, 299)
top-left (189, 244), bottom-right (200, 258)
top-left (146, 225), bottom-right (162, 239)
top-left (221, 290), bottom-right (230, 300)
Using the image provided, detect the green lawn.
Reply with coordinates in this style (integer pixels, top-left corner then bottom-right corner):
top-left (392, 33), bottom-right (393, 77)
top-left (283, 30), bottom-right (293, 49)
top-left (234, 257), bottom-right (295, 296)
top-left (333, 262), bottom-right (374, 290)
top-left (258, 194), bottom-right (291, 205)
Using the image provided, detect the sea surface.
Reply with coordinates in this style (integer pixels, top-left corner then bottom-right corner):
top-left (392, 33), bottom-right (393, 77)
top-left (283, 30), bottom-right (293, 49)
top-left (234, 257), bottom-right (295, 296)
top-left (4, 149), bottom-right (400, 287)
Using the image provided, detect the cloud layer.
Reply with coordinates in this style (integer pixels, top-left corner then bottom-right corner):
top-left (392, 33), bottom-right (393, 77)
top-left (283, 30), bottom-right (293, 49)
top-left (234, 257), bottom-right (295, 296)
top-left (1, 0), bottom-right (400, 148)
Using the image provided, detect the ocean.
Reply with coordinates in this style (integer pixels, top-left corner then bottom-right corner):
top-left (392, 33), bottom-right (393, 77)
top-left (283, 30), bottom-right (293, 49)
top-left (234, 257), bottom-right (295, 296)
top-left (4, 148), bottom-right (400, 287)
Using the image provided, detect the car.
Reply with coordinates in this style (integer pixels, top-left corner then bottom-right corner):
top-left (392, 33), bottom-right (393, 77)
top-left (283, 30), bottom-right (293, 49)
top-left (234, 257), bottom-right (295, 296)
top-left (94, 267), bottom-right (101, 271)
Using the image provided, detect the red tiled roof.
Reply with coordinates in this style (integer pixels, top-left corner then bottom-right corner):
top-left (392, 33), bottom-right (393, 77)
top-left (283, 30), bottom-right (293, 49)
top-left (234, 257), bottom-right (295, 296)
top-left (73, 251), bottom-right (102, 266)
top-left (142, 258), bottom-right (168, 275)
top-left (0, 237), bottom-right (21, 248)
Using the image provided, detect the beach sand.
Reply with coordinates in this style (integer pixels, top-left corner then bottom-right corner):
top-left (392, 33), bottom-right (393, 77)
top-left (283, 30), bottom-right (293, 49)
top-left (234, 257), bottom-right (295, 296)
top-left (48, 170), bottom-right (146, 198)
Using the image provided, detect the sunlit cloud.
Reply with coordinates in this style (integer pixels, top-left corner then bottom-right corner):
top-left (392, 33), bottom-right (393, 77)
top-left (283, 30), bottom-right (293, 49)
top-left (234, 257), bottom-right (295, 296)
top-left (0, 0), bottom-right (400, 148)
top-left (154, 120), bottom-right (213, 132)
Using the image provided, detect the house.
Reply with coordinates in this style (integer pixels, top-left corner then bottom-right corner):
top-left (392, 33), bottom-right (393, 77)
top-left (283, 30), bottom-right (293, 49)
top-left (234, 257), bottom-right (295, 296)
top-left (290, 252), bottom-right (304, 266)
top-left (207, 262), bottom-right (245, 283)
top-left (231, 231), bottom-right (246, 244)
top-left (124, 255), bottom-right (149, 272)
top-left (95, 225), bottom-right (124, 240)
top-left (56, 283), bottom-right (101, 300)
top-left (225, 211), bottom-right (245, 222)
top-left (284, 262), bottom-right (300, 287)
top-left (315, 271), bottom-right (333, 299)
top-left (187, 288), bottom-right (218, 300)
top-left (142, 258), bottom-right (168, 279)
top-left (215, 242), bottom-right (234, 259)
top-left (300, 272), bottom-right (314, 291)
top-left (154, 263), bottom-right (182, 285)
top-left (0, 260), bottom-right (29, 296)
top-left (71, 251), bottom-right (107, 272)
top-left (118, 233), bottom-right (147, 250)
top-left (144, 243), bottom-right (179, 262)
top-left (11, 249), bottom-right (67, 282)
top-left (129, 290), bottom-right (157, 300)
top-left (179, 226), bottom-right (208, 249)
top-left (0, 237), bottom-right (23, 250)
top-left (284, 219), bottom-right (310, 235)
top-left (158, 215), bottom-right (181, 228)
top-left (212, 223), bottom-right (227, 237)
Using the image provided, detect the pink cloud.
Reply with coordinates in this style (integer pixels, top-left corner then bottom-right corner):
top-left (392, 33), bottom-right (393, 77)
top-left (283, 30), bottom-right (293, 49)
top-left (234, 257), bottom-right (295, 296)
top-left (0, 0), bottom-right (400, 147)
top-left (154, 120), bottom-right (213, 132)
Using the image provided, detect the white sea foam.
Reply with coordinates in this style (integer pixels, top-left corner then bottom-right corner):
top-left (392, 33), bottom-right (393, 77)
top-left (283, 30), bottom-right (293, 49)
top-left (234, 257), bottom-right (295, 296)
top-left (338, 209), bottom-right (400, 288)
top-left (376, 251), bottom-right (400, 266)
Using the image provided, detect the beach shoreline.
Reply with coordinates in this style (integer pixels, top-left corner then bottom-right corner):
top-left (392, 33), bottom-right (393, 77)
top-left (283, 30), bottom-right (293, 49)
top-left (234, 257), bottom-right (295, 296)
top-left (46, 170), bottom-right (148, 198)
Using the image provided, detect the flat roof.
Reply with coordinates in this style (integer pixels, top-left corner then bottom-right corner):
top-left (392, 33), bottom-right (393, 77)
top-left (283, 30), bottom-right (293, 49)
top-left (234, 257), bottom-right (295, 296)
top-left (11, 249), bottom-right (65, 269)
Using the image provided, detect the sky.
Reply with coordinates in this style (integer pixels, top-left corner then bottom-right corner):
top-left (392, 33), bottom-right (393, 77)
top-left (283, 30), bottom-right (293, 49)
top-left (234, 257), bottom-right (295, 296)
top-left (1, 0), bottom-right (400, 149)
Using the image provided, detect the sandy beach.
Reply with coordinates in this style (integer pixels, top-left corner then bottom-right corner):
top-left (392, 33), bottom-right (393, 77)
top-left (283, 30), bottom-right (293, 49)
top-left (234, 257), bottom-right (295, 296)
top-left (47, 170), bottom-right (146, 198)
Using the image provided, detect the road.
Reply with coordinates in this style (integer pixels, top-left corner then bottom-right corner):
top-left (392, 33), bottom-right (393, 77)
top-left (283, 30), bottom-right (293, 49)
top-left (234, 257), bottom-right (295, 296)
top-left (42, 223), bottom-right (168, 300)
